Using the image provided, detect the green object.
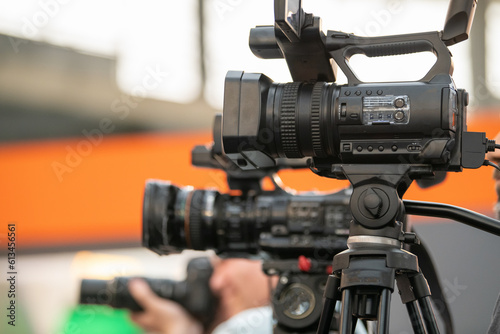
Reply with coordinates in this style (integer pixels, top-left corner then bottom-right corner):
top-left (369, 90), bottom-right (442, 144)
top-left (61, 305), bottom-right (143, 334)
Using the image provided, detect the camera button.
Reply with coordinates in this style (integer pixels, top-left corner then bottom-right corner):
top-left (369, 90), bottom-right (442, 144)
top-left (394, 98), bottom-right (405, 108)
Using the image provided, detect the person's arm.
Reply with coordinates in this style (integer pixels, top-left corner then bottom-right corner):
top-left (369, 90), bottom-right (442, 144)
top-left (128, 279), bottom-right (203, 334)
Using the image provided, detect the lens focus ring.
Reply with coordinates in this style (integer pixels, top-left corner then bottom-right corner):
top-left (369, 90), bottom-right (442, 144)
top-left (280, 83), bottom-right (302, 158)
top-left (187, 190), bottom-right (204, 250)
top-left (311, 82), bottom-right (327, 158)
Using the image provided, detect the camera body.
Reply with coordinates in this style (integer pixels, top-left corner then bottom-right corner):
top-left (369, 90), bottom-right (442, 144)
top-left (222, 71), bottom-right (464, 176)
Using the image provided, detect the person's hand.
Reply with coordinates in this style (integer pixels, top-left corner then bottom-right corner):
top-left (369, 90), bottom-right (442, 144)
top-left (128, 279), bottom-right (203, 334)
top-left (210, 258), bottom-right (276, 325)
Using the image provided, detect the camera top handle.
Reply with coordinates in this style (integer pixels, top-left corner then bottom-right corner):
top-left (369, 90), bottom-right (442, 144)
top-left (250, 0), bottom-right (476, 84)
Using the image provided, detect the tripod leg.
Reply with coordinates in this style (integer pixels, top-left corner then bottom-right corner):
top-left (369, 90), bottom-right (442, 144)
top-left (397, 271), bottom-right (441, 334)
top-left (316, 275), bottom-right (341, 334)
top-left (418, 296), bottom-right (440, 334)
top-left (339, 289), bottom-right (353, 334)
top-left (410, 271), bottom-right (440, 334)
top-left (376, 288), bottom-right (391, 334)
top-left (350, 315), bottom-right (357, 334)
top-left (406, 300), bottom-right (426, 334)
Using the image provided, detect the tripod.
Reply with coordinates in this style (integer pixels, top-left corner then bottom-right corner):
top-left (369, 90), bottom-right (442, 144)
top-left (315, 164), bottom-right (500, 334)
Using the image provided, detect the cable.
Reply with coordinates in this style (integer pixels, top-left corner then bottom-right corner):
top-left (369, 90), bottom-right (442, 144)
top-left (485, 139), bottom-right (498, 152)
top-left (483, 160), bottom-right (500, 172)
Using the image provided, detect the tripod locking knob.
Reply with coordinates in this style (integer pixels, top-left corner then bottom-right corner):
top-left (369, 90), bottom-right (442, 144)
top-left (363, 188), bottom-right (384, 217)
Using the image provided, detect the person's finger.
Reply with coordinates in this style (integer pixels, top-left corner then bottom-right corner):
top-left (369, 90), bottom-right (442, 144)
top-left (128, 278), bottom-right (163, 311)
top-left (129, 312), bottom-right (157, 332)
top-left (128, 279), bottom-right (204, 334)
top-left (210, 254), bottom-right (222, 267)
top-left (209, 264), bottom-right (227, 295)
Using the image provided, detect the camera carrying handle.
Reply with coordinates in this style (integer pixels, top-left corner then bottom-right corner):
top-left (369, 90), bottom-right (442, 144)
top-left (326, 31), bottom-right (452, 85)
top-left (250, 26), bottom-right (454, 85)
top-left (250, 0), bottom-right (476, 84)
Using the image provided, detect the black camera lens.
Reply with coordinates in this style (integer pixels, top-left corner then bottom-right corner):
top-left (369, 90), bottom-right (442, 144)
top-left (142, 179), bottom-right (351, 258)
top-left (79, 258), bottom-right (217, 328)
top-left (142, 179), bottom-right (221, 254)
top-left (142, 180), bottom-right (178, 255)
top-left (271, 81), bottom-right (338, 159)
top-left (80, 279), bottom-right (109, 305)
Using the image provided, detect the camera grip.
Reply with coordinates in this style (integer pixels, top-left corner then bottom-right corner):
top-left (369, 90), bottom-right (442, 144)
top-left (357, 40), bottom-right (433, 58)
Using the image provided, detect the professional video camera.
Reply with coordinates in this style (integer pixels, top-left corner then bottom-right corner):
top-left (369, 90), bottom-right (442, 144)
top-left (79, 257), bottom-right (217, 329)
top-left (217, 1), bottom-right (500, 334)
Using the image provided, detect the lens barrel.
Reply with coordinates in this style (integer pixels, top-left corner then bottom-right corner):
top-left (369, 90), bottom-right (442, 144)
top-left (142, 179), bottom-right (351, 257)
top-left (80, 277), bottom-right (159, 311)
top-left (79, 258), bottom-right (217, 327)
top-left (143, 179), bottom-right (222, 254)
top-left (80, 279), bottom-right (109, 305)
top-left (142, 180), bottom-right (178, 255)
top-left (272, 81), bottom-right (337, 159)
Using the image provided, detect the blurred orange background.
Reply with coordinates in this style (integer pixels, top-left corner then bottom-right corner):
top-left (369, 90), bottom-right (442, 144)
top-left (2, 110), bottom-right (500, 250)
